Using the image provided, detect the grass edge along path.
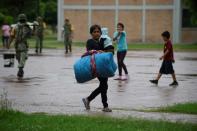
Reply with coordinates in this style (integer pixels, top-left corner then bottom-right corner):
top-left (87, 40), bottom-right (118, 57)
top-left (28, 39), bottom-right (197, 52)
top-left (0, 109), bottom-right (196, 131)
top-left (137, 102), bottom-right (197, 115)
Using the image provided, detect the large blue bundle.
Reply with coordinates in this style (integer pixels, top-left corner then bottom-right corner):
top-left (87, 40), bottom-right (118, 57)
top-left (74, 52), bottom-right (117, 83)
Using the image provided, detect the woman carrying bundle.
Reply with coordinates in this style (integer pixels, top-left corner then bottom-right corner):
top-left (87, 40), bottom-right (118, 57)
top-left (82, 24), bottom-right (114, 112)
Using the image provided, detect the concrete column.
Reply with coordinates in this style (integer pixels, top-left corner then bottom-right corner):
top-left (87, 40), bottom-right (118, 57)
top-left (88, 0), bottom-right (92, 30)
top-left (142, 0), bottom-right (146, 43)
top-left (115, 0), bottom-right (119, 31)
top-left (173, 0), bottom-right (181, 43)
top-left (57, 0), bottom-right (64, 41)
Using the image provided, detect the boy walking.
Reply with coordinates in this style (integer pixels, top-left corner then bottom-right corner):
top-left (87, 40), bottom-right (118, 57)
top-left (150, 31), bottom-right (178, 86)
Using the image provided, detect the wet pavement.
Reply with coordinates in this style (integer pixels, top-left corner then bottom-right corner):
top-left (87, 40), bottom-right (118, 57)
top-left (0, 48), bottom-right (197, 123)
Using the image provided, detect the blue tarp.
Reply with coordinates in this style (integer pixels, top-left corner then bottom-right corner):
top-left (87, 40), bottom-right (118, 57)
top-left (74, 52), bottom-right (117, 83)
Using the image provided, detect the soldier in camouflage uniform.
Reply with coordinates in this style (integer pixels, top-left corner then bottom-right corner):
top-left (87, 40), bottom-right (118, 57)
top-left (34, 16), bottom-right (44, 53)
top-left (62, 19), bottom-right (72, 54)
top-left (8, 14), bottom-right (31, 79)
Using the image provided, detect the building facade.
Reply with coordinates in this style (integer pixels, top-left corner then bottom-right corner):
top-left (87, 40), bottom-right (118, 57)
top-left (58, 0), bottom-right (183, 43)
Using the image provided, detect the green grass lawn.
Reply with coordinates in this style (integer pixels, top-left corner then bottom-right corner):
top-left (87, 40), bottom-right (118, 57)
top-left (0, 110), bottom-right (196, 131)
top-left (140, 102), bottom-right (197, 115)
top-left (127, 43), bottom-right (197, 51)
top-left (29, 37), bottom-right (197, 51)
top-left (1, 35), bottom-right (197, 51)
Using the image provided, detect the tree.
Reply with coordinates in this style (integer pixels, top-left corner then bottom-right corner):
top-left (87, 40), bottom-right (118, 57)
top-left (0, 0), bottom-right (38, 22)
top-left (0, 0), bottom-right (57, 26)
top-left (43, 1), bottom-right (57, 25)
top-left (183, 0), bottom-right (197, 25)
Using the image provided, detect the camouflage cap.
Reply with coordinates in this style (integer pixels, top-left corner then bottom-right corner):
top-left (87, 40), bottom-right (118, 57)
top-left (37, 16), bottom-right (43, 22)
top-left (18, 14), bottom-right (27, 21)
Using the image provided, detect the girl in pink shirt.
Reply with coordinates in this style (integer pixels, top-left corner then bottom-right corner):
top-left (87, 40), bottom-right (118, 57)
top-left (1, 23), bottom-right (11, 48)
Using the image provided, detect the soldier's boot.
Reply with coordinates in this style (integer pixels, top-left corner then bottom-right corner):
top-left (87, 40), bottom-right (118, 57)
top-left (35, 49), bottom-right (38, 54)
top-left (65, 46), bottom-right (68, 54)
top-left (17, 67), bottom-right (24, 78)
top-left (69, 45), bottom-right (72, 53)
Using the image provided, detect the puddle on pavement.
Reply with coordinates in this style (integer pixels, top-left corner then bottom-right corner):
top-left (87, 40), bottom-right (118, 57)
top-left (62, 67), bottom-right (73, 70)
top-left (178, 74), bottom-right (197, 77)
top-left (1, 76), bottom-right (45, 83)
top-left (117, 86), bottom-right (126, 92)
top-left (28, 53), bottom-right (66, 57)
top-left (29, 54), bottom-right (44, 57)
top-left (149, 84), bottom-right (178, 89)
top-left (116, 80), bottom-right (129, 92)
top-left (64, 53), bottom-right (73, 57)
top-left (177, 79), bottom-right (187, 81)
top-left (126, 54), bottom-right (156, 59)
top-left (136, 72), bottom-right (157, 75)
top-left (33, 83), bottom-right (41, 86)
top-left (180, 57), bottom-right (197, 61)
top-left (135, 65), bottom-right (155, 67)
top-left (176, 74), bottom-right (197, 80)
top-left (137, 72), bottom-right (197, 78)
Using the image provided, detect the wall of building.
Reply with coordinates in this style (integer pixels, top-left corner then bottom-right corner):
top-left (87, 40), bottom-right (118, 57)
top-left (182, 28), bottom-right (197, 43)
top-left (146, 10), bottom-right (173, 42)
top-left (64, 0), bottom-right (88, 5)
top-left (59, 0), bottom-right (182, 43)
top-left (64, 10), bottom-right (89, 41)
top-left (118, 10), bottom-right (142, 42)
